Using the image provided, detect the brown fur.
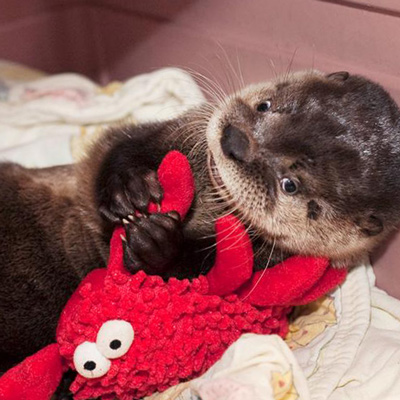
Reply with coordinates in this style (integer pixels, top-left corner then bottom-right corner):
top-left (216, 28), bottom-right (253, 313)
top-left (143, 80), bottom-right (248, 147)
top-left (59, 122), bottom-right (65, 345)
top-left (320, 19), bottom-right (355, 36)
top-left (207, 70), bottom-right (400, 266)
top-left (1, 70), bottom-right (400, 371)
top-left (0, 164), bottom-right (106, 367)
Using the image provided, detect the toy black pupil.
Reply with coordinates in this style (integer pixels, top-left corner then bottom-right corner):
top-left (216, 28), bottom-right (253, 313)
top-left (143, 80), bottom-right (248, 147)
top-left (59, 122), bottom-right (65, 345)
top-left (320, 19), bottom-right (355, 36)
top-left (284, 180), bottom-right (297, 193)
top-left (257, 102), bottom-right (270, 112)
top-left (110, 339), bottom-right (122, 350)
top-left (84, 361), bottom-right (96, 371)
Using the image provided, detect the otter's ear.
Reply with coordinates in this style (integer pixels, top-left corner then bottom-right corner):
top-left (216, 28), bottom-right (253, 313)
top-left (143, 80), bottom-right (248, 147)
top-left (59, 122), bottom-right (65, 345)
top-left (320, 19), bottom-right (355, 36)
top-left (327, 71), bottom-right (350, 82)
top-left (356, 215), bottom-right (383, 236)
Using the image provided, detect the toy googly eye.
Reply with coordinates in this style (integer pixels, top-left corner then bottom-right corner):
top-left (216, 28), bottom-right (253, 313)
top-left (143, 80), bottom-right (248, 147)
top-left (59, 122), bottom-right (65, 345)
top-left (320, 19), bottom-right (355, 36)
top-left (96, 320), bottom-right (134, 359)
top-left (73, 341), bottom-right (111, 379)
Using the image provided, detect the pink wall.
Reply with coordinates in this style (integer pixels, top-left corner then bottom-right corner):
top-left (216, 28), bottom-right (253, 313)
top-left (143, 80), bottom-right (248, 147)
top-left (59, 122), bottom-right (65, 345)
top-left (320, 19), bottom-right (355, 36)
top-left (88, 0), bottom-right (400, 103)
top-left (0, 1), bottom-right (97, 78)
top-left (1, 0), bottom-right (400, 100)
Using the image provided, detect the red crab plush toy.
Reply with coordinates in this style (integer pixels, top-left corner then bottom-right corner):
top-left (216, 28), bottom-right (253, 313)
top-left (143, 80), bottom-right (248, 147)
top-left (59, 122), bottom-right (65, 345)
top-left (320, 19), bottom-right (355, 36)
top-left (0, 151), bottom-right (347, 400)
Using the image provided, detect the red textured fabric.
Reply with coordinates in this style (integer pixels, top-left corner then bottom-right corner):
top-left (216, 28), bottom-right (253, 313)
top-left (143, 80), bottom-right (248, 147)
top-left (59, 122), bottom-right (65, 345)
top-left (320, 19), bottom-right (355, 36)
top-left (206, 215), bottom-right (254, 296)
top-left (291, 264), bottom-right (348, 306)
top-left (147, 150), bottom-right (195, 218)
top-left (0, 151), bottom-right (347, 400)
top-left (58, 256), bottom-right (291, 400)
top-left (236, 256), bottom-right (347, 306)
top-left (0, 344), bottom-right (63, 400)
top-left (236, 256), bottom-right (329, 306)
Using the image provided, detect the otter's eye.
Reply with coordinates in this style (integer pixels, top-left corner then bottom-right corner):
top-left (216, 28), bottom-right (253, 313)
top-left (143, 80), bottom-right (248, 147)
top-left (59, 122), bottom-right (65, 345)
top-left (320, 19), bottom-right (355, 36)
top-left (96, 320), bottom-right (134, 360)
top-left (257, 101), bottom-right (272, 112)
top-left (280, 178), bottom-right (299, 195)
top-left (73, 342), bottom-right (111, 379)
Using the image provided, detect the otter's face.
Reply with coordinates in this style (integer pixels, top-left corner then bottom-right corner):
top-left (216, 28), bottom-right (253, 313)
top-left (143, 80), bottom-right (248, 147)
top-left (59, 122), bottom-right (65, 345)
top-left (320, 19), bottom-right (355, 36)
top-left (206, 70), bottom-right (400, 265)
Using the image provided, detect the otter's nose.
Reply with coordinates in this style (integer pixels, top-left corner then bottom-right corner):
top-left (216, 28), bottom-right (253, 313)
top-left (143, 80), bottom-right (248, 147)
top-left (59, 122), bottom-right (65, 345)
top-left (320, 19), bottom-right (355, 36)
top-left (221, 125), bottom-right (250, 162)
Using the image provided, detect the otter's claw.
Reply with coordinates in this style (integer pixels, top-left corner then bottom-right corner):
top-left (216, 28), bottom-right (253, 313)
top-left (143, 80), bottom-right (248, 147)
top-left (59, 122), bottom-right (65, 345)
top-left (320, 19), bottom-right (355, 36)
top-left (122, 212), bottom-right (183, 276)
top-left (98, 167), bottom-right (163, 223)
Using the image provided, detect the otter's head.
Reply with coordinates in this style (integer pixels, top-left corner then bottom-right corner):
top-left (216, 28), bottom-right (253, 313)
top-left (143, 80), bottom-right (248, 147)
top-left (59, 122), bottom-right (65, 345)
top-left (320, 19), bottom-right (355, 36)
top-left (206, 70), bottom-right (400, 266)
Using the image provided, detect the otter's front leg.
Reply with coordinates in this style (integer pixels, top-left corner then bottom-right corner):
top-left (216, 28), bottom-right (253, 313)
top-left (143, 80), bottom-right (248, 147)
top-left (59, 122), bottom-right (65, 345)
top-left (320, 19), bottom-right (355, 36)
top-left (96, 151), bottom-right (165, 223)
top-left (94, 120), bottom-right (192, 276)
top-left (122, 212), bottom-right (184, 276)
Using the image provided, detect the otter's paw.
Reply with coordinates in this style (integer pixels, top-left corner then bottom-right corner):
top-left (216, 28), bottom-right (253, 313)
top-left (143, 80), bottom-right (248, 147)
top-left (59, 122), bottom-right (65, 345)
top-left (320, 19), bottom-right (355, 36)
top-left (121, 211), bottom-right (183, 276)
top-left (98, 168), bottom-right (163, 223)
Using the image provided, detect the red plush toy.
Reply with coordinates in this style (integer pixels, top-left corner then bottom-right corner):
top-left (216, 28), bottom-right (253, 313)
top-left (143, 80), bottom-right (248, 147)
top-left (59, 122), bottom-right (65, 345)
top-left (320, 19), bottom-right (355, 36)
top-left (0, 151), bottom-right (347, 400)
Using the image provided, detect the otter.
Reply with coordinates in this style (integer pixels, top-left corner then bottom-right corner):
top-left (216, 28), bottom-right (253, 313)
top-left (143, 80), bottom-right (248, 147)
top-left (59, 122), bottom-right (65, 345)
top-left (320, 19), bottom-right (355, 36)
top-left (1, 70), bottom-right (400, 372)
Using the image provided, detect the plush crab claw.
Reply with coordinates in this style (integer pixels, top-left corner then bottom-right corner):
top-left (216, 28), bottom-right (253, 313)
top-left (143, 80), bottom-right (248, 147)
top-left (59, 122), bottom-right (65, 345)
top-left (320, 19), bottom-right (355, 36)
top-left (147, 150), bottom-right (195, 218)
top-left (236, 256), bottom-right (347, 306)
top-left (0, 344), bottom-right (64, 400)
top-left (206, 214), bottom-right (347, 306)
top-left (206, 215), bottom-right (254, 296)
top-left (290, 265), bottom-right (347, 305)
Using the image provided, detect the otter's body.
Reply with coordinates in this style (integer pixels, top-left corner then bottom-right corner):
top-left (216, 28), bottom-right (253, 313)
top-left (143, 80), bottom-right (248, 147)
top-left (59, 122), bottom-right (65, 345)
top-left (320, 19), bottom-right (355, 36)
top-left (1, 70), bottom-right (400, 370)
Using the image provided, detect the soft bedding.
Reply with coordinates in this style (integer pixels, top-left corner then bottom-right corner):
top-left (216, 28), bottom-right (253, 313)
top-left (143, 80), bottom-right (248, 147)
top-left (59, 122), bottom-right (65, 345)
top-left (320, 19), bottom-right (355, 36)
top-left (0, 60), bottom-right (204, 167)
top-left (1, 62), bottom-right (399, 400)
top-left (291, 264), bottom-right (400, 400)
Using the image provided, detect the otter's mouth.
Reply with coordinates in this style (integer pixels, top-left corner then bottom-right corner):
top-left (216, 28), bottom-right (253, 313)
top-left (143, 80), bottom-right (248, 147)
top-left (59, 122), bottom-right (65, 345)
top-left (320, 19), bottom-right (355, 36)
top-left (207, 151), bottom-right (225, 189)
top-left (206, 151), bottom-right (287, 245)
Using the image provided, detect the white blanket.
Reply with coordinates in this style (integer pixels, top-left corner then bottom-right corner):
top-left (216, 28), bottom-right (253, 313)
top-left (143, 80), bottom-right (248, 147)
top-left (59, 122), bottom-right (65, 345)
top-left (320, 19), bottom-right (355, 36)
top-left (289, 263), bottom-right (400, 400)
top-left (0, 66), bottom-right (204, 167)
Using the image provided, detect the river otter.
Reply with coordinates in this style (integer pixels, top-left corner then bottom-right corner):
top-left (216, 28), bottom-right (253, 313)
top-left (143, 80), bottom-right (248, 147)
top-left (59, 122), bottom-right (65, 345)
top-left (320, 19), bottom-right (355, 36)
top-left (1, 70), bottom-right (400, 371)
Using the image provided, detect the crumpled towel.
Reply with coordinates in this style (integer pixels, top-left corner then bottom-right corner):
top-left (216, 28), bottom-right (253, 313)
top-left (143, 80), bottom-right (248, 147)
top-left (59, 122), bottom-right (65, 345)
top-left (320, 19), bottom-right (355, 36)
top-left (0, 67), bottom-right (204, 167)
top-left (148, 334), bottom-right (310, 400)
top-left (287, 262), bottom-right (400, 400)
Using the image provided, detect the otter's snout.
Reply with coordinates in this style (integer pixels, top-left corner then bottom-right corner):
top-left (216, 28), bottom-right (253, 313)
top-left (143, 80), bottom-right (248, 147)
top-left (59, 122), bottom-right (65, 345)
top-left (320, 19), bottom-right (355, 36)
top-left (221, 125), bottom-right (251, 162)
